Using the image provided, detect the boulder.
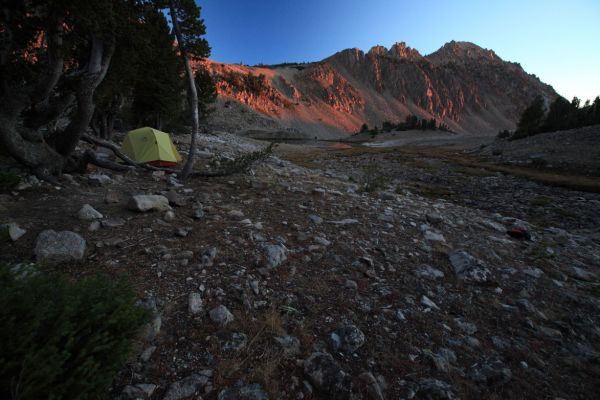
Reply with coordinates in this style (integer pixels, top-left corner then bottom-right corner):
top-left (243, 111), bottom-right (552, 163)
top-left (448, 250), bottom-right (490, 283)
top-left (78, 204), bottom-right (103, 220)
top-left (262, 243), bottom-right (287, 268)
top-left (34, 230), bottom-right (86, 262)
top-left (209, 305), bottom-right (234, 326)
top-left (127, 195), bottom-right (170, 212)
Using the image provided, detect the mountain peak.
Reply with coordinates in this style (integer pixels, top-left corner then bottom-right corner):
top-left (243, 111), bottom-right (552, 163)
top-left (389, 42), bottom-right (422, 59)
top-left (427, 40), bottom-right (500, 65)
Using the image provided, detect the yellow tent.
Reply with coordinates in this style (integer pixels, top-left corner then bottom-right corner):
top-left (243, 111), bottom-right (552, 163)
top-left (121, 127), bottom-right (182, 167)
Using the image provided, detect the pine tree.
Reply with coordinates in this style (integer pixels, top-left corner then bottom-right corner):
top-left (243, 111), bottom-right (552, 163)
top-left (515, 95), bottom-right (545, 138)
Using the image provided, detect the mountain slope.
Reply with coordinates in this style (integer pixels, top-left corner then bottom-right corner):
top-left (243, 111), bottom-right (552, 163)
top-left (203, 41), bottom-right (557, 137)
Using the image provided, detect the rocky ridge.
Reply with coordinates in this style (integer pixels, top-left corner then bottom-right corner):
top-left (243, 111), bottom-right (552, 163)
top-left (202, 41), bottom-right (556, 137)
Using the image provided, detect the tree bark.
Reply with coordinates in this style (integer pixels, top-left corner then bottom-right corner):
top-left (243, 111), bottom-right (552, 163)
top-left (168, 0), bottom-right (200, 181)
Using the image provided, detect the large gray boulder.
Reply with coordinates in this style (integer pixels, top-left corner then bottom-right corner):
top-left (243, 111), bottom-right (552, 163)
top-left (127, 195), bottom-right (170, 212)
top-left (34, 230), bottom-right (86, 262)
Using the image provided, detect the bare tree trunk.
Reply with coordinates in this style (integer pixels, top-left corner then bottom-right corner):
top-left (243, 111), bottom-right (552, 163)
top-left (168, 0), bottom-right (199, 181)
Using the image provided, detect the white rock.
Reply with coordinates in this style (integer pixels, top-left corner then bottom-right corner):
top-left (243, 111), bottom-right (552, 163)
top-left (421, 295), bottom-right (440, 310)
top-left (188, 292), bottom-right (203, 315)
top-left (78, 204), bottom-right (103, 220)
top-left (127, 195), bottom-right (170, 212)
top-left (2, 222), bottom-right (26, 241)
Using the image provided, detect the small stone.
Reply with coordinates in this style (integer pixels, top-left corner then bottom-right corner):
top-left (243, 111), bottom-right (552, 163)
top-left (2, 222), bottom-right (26, 241)
top-left (209, 305), bottom-right (234, 326)
top-left (454, 318), bottom-right (477, 335)
top-left (330, 324), bottom-right (365, 353)
top-left (303, 352), bottom-right (352, 398)
top-left (34, 230), bottom-right (86, 262)
top-left (122, 383), bottom-right (157, 399)
top-left (249, 280), bottom-right (260, 295)
top-left (104, 191), bottom-right (121, 204)
top-left (415, 264), bottom-right (445, 280)
top-left (216, 331), bottom-right (247, 351)
top-left (228, 209), bottom-right (245, 220)
top-left (201, 247), bottom-right (218, 267)
top-left (78, 204), bottom-right (103, 220)
top-left (417, 379), bottom-right (455, 400)
top-left (164, 210), bottom-right (176, 222)
top-left (163, 374), bottom-right (209, 400)
top-left (88, 220), bottom-right (100, 231)
top-left (217, 383), bottom-right (269, 400)
top-left (101, 218), bottom-right (126, 228)
top-left (127, 194), bottom-right (170, 212)
top-left (140, 346), bottom-right (156, 362)
top-left (424, 230), bottom-right (445, 242)
top-left (88, 173), bottom-right (112, 185)
top-left (345, 280), bottom-right (358, 290)
top-left (273, 335), bottom-right (300, 357)
top-left (421, 295), bottom-right (440, 310)
top-left (468, 360), bottom-right (512, 385)
top-left (142, 315), bottom-right (161, 341)
top-left (175, 227), bottom-right (190, 237)
top-left (308, 214), bottom-right (323, 224)
top-left (193, 208), bottom-right (205, 220)
top-left (330, 218), bottom-right (359, 225)
top-left (262, 243), bottom-right (287, 268)
top-left (314, 236), bottom-right (331, 246)
top-left (449, 250), bottom-right (490, 283)
top-left (166, 189), bottom-right (187, 207)
top-left (426, 212), bottom-right (443, 224)
top-left (188, 292), bottom-right (203, 315)
top-left (379, 191), bottom-right (396, 201)
top-left (570, 266), bottom-right (597, 282)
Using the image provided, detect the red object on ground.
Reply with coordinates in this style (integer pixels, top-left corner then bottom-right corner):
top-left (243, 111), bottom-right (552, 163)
top-left (507, 227), bottom-right (529, 239)
top-left (148, 160), bottom-right (178, 167)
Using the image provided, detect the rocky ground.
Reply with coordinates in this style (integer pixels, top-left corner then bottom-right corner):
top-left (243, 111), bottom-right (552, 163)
top-left (1, 133), bottom-right (600, 400)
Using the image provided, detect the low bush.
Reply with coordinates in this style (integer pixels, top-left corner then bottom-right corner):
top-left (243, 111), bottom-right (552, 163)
top-left (0, 172), bottom-right (20, 191)
top-left (0, 267), bottom-right (148, 399)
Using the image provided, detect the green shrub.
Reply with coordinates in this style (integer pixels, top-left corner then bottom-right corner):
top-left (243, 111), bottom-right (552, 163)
top-left (362, 164), bottom-right (388, 192)
top-left (0, 267), bottom-right (149, 399)
top-left (0, 172), bottom-right (20, 191)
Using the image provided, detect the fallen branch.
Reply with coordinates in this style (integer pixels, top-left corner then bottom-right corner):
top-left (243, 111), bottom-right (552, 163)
top-left (81, 133), bottom-right (276, 178)
top-left (189, 142), bottom-right (276, 177)
top-left (81, 134), bottom-right (176, 173)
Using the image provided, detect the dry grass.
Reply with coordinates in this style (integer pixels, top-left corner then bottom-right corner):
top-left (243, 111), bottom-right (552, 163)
top-left (280, 143), bottom-right (600, 193)
top-left (212, 306), bottom-right (288, 396)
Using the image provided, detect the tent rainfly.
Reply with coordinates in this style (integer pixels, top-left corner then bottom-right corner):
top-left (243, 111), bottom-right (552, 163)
top-left (120, 127), bottom-right (182, 167)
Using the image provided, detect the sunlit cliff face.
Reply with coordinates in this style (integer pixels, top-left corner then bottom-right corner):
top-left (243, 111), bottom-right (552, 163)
top-left (194, 41), bottom-right (556, 135)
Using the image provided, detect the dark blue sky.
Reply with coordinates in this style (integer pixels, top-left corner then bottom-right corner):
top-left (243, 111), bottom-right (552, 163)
top-left (200, 0), bottom-right (600, 101)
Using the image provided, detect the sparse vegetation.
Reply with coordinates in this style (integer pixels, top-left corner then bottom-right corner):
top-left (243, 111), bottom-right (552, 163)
top-left (361, 164), bottom-right (389, 192)
top-left (0, 172), bottom-right (20, 191)
top-left (0, 267), bottom-right (148, 400)
top-left (357, 114), bottom-right (452, 135)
